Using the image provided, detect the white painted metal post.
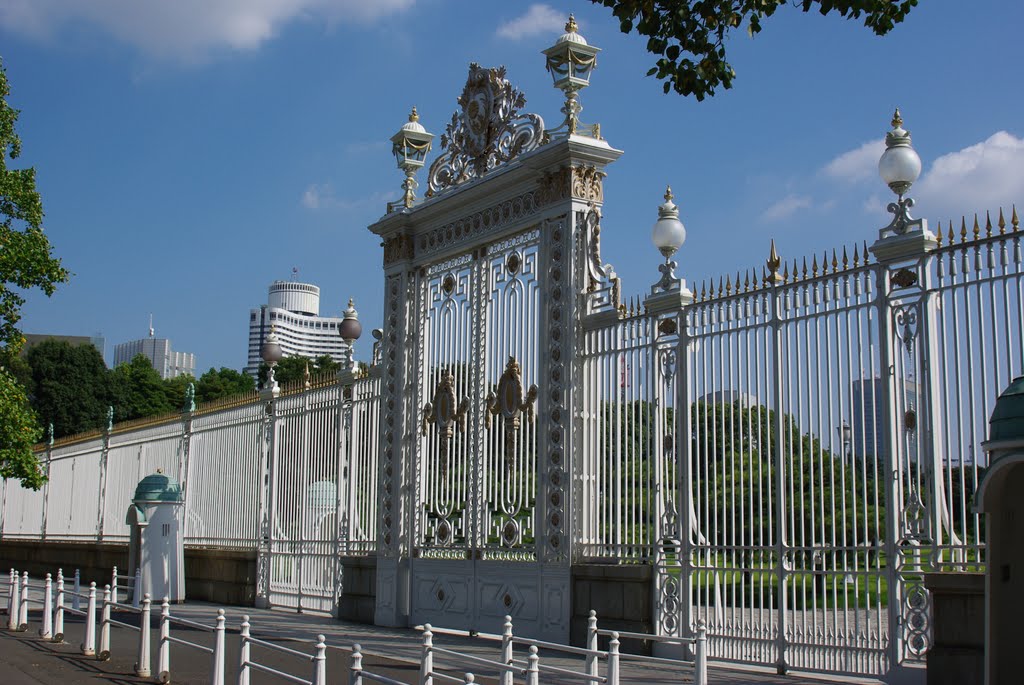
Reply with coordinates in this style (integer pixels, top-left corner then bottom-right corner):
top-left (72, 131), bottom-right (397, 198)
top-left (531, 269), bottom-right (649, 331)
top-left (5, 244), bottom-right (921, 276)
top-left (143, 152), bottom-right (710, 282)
top-left (158, 598), bottom-right (170, 682)
top-left (350, 644), bottom-right (364, 685)
top-left (53, 573), bottom-right (64, 642)
top-left (585, 610), bottom-right (598, 679)
top-left (99, 585), bottom-right (111, 660)
top-left (607, 632), bottom-right (620, 685)
top-left (211, 608), bottom-right (226, 685)
top-left (18, 571), bottom-right (29, 630)
top-left (419, 624), bottom-right (433, 685)
top-left (238, 616), bottom-right (251, 685)
top-left (463, 674), bottom-right (475, 685)
top-left (133, 568), bottom-right (142, 608)
top-left (500, 616), bottom-right (513, 685)
top-left (82, 582), bottom-right (96, 656)
top-left (72, 570), bottom-right (81, 612)
top-left (312, 634), bottom-right (327, 685)
top-left (111, 566), bottom-right (118, 604)
top-left (40, 573), bottom-right (53, 639)
top-left (695, 619), bottom-right (708, 685)
top-left (135, 594), bottom-right (151, 677)
top-left (525, 646), bottom-right (539, 685)
top-left (7, 569), bottom-right (18, 630)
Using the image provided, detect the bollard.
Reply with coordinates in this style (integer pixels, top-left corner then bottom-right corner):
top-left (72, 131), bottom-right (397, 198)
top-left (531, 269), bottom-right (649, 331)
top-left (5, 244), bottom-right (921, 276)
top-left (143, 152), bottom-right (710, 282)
top-left (82, 582), bottom-right (97, 656)
top-left (500, 615), bottom-right (513, 685)
top-left (7, 569), bottom-right (19, 631)
top-left (111, 566), bottom-right (118, 605)
top-left (72, 570), bottom-right (81, 612)
top-left (525, 645), bottom-right (539, 685)
top-left (18, 571), bottom-right (29, 631)
top-left (695, 619), bottom-right (708, 685)
top-left (585, 610), bottom-right (598, 679)
top-left (40, 573), bottom-right (53, 639)
top-left (312, 634), bottom-right (327, 685)
top-left (608, 632), bottom-right (621, 685)
top-left (158, 598), bottom-right (170, 683)
top-left (135, 594), bottom-right (151, 676)
top-left (420, 624), bottom-right (434, 685)
top-left (132, 568), bottom-right (142, 608)
top-left (464, 674), bottom-right (475, 685)
top-left (211, 608), bottom-right (226, 685)
top-left (53, 574), bottom-right (65, 642)
top-left (99, 585), bottom-right (112, 660)
top-left (350, 644), bottom-right (364, 685)
top-left (238, 616), bottom-right (251, 685)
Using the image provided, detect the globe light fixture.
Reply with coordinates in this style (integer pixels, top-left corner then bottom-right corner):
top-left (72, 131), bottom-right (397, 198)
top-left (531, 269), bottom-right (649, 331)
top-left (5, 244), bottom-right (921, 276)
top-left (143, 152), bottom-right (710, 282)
top-left (651, 186), bottom-right (686, 292)
top-left (878, 108), bottom-right (923, 235)
top-left (390, 107), bottom-right (434, 210)
top-left (338, 298), bottom-right (362, 372)
top-left (543, 14), bottom-right (600, 137)
top-left (260, 326), bottom-right (284, 392)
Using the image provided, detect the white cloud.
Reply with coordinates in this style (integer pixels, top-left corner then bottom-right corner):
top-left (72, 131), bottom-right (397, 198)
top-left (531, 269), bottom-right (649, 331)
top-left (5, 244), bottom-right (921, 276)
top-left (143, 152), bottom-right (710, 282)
top-left (301, 183), bottom-right (392, 212)
top-left (761, 194), bottom-right (813, 222)
top-left (0, 0), bottom-right (414, 62)
top-left (496, 4), bottom-right (565, 40)
top-left (822, 139), bottom-right (886, 182)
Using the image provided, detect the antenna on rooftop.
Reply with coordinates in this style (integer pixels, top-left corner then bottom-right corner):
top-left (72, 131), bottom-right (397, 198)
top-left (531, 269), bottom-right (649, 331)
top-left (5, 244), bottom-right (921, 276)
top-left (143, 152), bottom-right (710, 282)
top-left (291, 266), bottom-right (299, 281)
top-left (149, 313), bottom-right (155, 338)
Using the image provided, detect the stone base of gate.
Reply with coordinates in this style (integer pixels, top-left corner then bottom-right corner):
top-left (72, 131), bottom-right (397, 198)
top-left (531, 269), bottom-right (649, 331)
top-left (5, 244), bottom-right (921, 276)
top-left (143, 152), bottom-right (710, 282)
top-left (924, 572), bottom-right (984, 685)
top-left (571, 564), bottom-right (653, 654)
top-left (337, 555), bottom-right (376, 623)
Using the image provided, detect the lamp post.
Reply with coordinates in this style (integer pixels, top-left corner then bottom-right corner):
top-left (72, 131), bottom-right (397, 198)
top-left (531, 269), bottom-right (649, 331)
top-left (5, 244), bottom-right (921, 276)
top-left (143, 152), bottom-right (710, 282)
top-left (878, 108), bottom-right (923, 235)
top-left (543, 14), bottom-right (600, 138)
top-left (338, 298), bottom-right (363, 378)
top-left (651, 186), bottom-right (687, 293)
top-left (389, 107), bottom-right (434, 211)
top-left (255, 325), bottom-right (283, 608)
top-left (260, 326), bottom-right (284, 397)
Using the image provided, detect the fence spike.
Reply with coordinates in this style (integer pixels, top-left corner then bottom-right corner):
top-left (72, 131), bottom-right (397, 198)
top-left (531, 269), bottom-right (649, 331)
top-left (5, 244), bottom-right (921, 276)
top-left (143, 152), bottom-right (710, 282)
top-left (986, 210), bottom-right (993, 237)
top-left (842, 245), bottom-right (849, 269)
top-left (947, 221), bottom-right (955, 244)
top-left (744, 270), bottom-right (750, 292)
top-left (863, 240), bottom-right (870, 264)
top-left (1013, 204), bottom-right (1019, 231)
top-left (999, 207), bottom-right (1007, 234)
top-left (782, 261), bottom-right (789, 283)
top-left (831, 249), bottom-right (838, 273)
top-left (852, 243), bottom-right (860, 267)
top-left (802, 257), bottom-right (808, 280)
top-left (718, 276), bottom-right (724, 298)
top-left (973, 213), bottom-right (981, 240)
top-left (812, 253), bottom-right (818, 277)
top-left (766, 239), bottom-right (781, 281)
top-left (761, 265), bottom-right (768, 287)
top-left (961, 216), bottom-right (968, 243)
top-left (936, 225), bottom-right (943, 246)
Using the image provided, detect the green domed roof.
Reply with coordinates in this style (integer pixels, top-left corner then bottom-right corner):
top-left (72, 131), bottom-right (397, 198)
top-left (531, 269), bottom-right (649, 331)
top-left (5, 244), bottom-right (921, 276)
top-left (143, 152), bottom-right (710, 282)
top-left (133, 471), bottom-right (183, 503)
top-left (989, 376), bottom-right (1024, 442)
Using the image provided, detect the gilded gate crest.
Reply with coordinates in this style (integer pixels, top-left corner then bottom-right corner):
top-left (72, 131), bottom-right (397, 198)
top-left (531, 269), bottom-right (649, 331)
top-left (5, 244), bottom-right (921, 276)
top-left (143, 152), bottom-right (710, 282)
top-left (486, 356), bottom-right (538, 472)
top-left (422, 369), bottom-right (469, 477)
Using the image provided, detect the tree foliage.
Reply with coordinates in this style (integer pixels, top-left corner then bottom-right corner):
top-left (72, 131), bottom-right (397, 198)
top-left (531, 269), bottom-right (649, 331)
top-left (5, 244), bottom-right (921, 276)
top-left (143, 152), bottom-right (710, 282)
top-left (258, 354), bottom-right (340, 387)
top-left (591, 0), bottom-right (918, 100)
top-left (195, 366), bottom-right (255, 404)
top-left (109, 354), bottom-right (176, 422)
top-left (0, 58), bottom-right (70, 487)
top-left (27, 340), bottom-right (110, 437)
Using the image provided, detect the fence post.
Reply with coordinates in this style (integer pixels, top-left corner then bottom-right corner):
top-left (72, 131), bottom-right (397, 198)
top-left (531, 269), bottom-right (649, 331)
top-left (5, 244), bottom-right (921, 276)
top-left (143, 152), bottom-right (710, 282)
top-left (585, 610), bottom-right (598, 679)
top-left (464, 674), bottom-right (475, 685)
top-left (82, 582), bottom-right (96, 656)
top-left (40, 573), bottom-right (53, 639)
top-left (350, 644), bottom-right (364, 685)
top-left (238, 616), bottom-right (251, 685)
top-left (111, 566), bottom-right (118, 605)
top-left (159, 598), bottom-right (170, 683)
top-left (500, 615), bottom-right (513, 685)
top-left (695, 619), bottom-right (707, 685)
top-left (135, 594), bottom-right (151, 677)
top-left (18, 571), bottom-right (29, 630)
top-left (7, 569), bottom-right (18, 630)
top-left (133, 568), bottom-right (142, 608)
top-left (53, 571), bottom-right (64, 642)
top-left (607, 632), bottom-right (620, 685)
top-left (99, 584), bottom-right (112, 660)
top-left (420, 624), bottom-right (434, 685)
top-left (211, 608), bottom-right (226, 685)
top-left (525, 646), bottom-right (539, 685)
top-left (312, 634), bottom-right (327, 685)
top-left (73, 569), bottom-right (81, 611)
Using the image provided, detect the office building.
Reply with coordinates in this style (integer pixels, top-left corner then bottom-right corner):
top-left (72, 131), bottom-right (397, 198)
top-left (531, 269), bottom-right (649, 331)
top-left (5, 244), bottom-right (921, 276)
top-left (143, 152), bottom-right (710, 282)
top-left (114, 325), bottom-right (195, 380)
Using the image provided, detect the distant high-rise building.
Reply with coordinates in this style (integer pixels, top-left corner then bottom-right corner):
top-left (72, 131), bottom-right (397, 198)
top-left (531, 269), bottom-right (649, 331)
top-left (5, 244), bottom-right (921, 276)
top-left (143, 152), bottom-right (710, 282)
top-left (851, 377), bottom-right (918, 462)
top-left (23, 333), bottom-right (106, 364)
top-left (245, 280), bottom-right (349, 378)
top-left (114, 320), bottom-right (195, 379)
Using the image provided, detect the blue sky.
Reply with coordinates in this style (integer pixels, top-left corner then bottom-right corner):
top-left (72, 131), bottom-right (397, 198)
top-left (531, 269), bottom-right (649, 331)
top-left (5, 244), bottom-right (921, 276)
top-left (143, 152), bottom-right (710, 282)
top-left (3, 1), bottom-right (1022, 373)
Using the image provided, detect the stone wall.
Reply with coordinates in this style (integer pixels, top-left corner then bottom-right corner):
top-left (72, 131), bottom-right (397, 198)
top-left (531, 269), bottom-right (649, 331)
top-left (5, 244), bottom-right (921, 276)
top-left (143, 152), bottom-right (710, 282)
top-left (571, 564), bottom-right (652, 653)
top-left (337, 555), bottom-right (376, 623)
top-left (925, 572), bottom-right (984, 685)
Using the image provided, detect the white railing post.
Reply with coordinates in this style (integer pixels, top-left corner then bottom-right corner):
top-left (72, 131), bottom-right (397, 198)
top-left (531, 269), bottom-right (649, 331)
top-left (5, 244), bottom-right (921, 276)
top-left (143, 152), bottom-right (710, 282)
top-left (420, 624), bottom-right (434, 685)
top-left (72, 570), bottom-right (81, 612)
top-left (82, 582), bottom-right (96, 656)
top-left (695, 619), bottom-right (708, 685)
top-left (312, 634), bottom-right (327, 685)
top-left (350, 644), bottom-right (364, 685)
top-left (7, 568), bottom-right (18, 630)
top-left (53, 572), bottom-right (64, 642)
top-left (133, 568), bottom-right (142, 608)
top-left (158, 598), bottom-right (170, 683)
top-left (40, 573), bottom-right (53, 639)
top-left (211, 608), bottom-right (226, 685)
top-left (238, 616), bottom-right (251, 685)
top-left (99, 584), bottom-right (112, 660)
top-left (500, 615), bottom-right (513, 685)
top-left (111, 566), bottom-right (118, 604)
top-left (463, 674), bottom-right (475, 685)
top-left (607, 632), bottom-right (621, 685)
top-left (585, 610), bottom-right (598, 679)
top-left (525, 646), bottom-right (539, 685)
top-left (18, 571), bottom-right (29, 630)
top-left (135, 594), bottom-right (151, 677)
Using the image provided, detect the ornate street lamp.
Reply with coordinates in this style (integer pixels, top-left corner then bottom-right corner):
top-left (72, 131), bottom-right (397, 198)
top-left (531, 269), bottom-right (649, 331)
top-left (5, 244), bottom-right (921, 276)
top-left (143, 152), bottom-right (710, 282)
top-left (338, 298), bottom-right (362, 374)
top-left (260, 326), bottom-right (284, 394)
top-left (878, 108), bottom-right (923, 235)
top-left (390, 107), bottom-right (434, 210)
top-left (543, 14), bottom-right (600, 137)
top-left (651, 186), bottom-right (687, 292)
top-left (838, 420), bottom-right (852, 459)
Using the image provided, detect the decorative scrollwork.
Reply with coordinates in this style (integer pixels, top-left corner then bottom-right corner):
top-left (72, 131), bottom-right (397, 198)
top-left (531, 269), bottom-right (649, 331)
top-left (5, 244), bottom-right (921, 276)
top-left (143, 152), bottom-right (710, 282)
top-left (893, 304), bottom-right (919, 352)
top-left (427, 64), bottom-right (544, 196)
top-left (486, 356), bottom-right (538, 473)
top-left (422, 369), bottom-right (469, 477)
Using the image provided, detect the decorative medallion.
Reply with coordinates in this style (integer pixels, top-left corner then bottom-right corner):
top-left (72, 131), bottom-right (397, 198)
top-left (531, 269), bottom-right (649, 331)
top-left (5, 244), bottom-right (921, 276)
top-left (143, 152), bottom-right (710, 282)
top-left (506, 252), bottom-right (521, 275)
top-left (891, 268), bottom-right (918, 288)
top-left (383, 233), bottom-right (415, 266)
top-left (486, 356), bottom-right (538, 473)
top-left (422, 369), bottom-right (470, 476)
top-left (427, 64), bottom-right (544, 195)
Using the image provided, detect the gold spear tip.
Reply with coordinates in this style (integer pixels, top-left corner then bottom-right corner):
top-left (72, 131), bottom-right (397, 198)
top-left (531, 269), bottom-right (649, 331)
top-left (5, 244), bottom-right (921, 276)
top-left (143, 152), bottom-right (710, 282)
top-left (566, 14), bottom-right (578, 33)
top-left (409, 106), bottom-right (419, 122)
top-left (348, 297), bottom-right (356, 307)
top-left (891, 108), bottom-right (903, 128)
top-left (664, 185), bottom-right (674, 202)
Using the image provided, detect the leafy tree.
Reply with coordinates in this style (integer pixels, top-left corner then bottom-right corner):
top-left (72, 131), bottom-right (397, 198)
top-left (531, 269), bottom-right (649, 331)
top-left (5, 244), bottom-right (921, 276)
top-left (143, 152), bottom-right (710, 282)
top-left (26, 340), bottom-right (109, 438)
top-left (591, 0), bottom-right (918, 100)
top-left (195, 366), bottom-right (255, 404)
top-left (109, 354), bottom-right (174, 422)
top-left (162, 373), bottom-right (195, 411)
top-left (257, 354), bottom-right (339, 387)
top-left (0, 57), bottom-right (70, 486)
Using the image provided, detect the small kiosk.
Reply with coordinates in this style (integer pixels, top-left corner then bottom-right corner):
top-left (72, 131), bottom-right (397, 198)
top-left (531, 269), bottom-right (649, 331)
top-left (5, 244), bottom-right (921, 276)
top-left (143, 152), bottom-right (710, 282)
top-left (126, 470), bottom-right (186, 603)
